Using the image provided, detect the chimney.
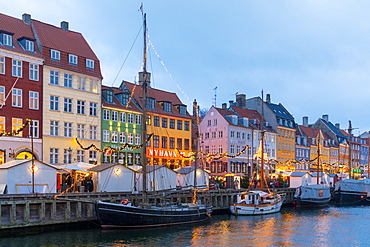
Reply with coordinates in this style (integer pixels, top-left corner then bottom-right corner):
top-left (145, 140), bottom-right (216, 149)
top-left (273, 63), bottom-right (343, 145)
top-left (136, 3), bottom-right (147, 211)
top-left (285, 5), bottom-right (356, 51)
top-left (229, 100), bottom-right (235, 107)
top-left (322, 114), bottom-right (329, 122)
top-left (235, 94), bottom-right (246, 109)
top-left (22, 13), bottom-right (31, 25)
top-left (222, 103), bottom-right (227, 109)
top-left (61, 21), bottom-right (69, 31)
top-left (193, 99), bottom-right (198, 118)
top-left (266, 94), bottom-right (271, 103)
top-left (302, 116), bottom-right (308, 127)
top-left (335, 123), bottom-right (340, 129)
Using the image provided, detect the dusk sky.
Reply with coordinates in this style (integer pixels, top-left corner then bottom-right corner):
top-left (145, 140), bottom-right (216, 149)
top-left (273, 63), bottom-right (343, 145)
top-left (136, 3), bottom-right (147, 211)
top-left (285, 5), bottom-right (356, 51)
top-left (3, 1), bottom-right (370, 134)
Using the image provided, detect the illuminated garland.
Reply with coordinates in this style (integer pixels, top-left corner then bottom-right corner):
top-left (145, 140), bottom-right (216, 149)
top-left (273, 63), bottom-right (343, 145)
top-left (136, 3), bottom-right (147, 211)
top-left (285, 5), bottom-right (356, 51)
top-left (75, 133), bottom-right (153, 153)
top-left (0, 118), bottom-right (31, 137)
top-left (177, 145), bottom-right (248, 161)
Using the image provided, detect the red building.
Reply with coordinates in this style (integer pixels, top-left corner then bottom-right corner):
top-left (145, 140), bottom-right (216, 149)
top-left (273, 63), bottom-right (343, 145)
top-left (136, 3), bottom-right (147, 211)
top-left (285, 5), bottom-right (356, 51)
top-left (0, 13), bottom-right (44, 163)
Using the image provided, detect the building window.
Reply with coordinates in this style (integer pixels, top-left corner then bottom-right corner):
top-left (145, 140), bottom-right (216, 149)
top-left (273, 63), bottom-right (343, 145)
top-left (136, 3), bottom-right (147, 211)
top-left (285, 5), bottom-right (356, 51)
top-left (90, 79), bottom-right (98, 93)
top-left (230, 144), bottom-right (235, 154)
top-left (230, 131), bottom-right (235, 138)
top-left (162, 136), bottom-right (168, 148)
top-left (170, 137), bottom-right (175, 149)
top-left (136, 134), bottom-right (141, 145)
top-left (86, 59), bottom-right (94, 69)
top-left (184, 139), bottom-right (189, 150)
top-left (76, 150), bottom-right (85, 162)
top-left (90, 125), bottom-right (97, 140)
top-left (162, 118), bottom-right (168, 128)
top-left (3, 33), bottom-right (12, 46)
top-left (89, 150), bottom-right (97, 163)
top-left (0, 56), bottom-right (4, 74)
top-left (179, 105), bottom-right (187, 115)
top-left (170, 119), bottom-right (175, 129)
top-left (184, 121), bottom-right (189, 131)
top-left (50, 95), bottom-right (59, 111)
top-left (177, 138), bottom-right (182, 150)
top-left (50, 148), bottom-right (59, 164)
top-left (63, 149), bottom-right (72, 164)
top-left (213, 119), bottom-right (217, 126)
top-left (64, 98), bottom-right (73, 113)
top-left (103, 130), bottom-right (110, 142)
top-left (146, 97), bottom-right (155, 109)
top-left (51, 49), bottom-right (60, 61)
top-left (89, 102), bottom-right (97, 116)
top-left (69, 54), bottom-right (78, 65)
top-left (25, 40), bottom-right (34, 52)
top-left (111, 131), bottom-right (118, 143)
top-left (64, 122), bottom-right (72, 137)
top-left (103, 109), bottom-right (110, 120)
top-left (12, 118), bottom-right (22, 136)
top-left (218, 131), bottom-right (223, 138)
top-left (50, 70), bottom-right (59, 85)
top-left (119, 132), bottom-right (126, 143)
top-left (29, 91), bottom-right (39, 110)
top-left (177, 120), bottom-right (182, 130)
top-left (77, 76), bottom-right (86, 90)
top-left (106, 90), bottom-right (113, 103)
top-left (64, 73), bottom-right (73, 88)
top-left (153, 135), bottom-right (159, 148)
top-left (128, 133), bottom-right (133, 144)
top-left (29, 64), bottom-right (39, 81)
top-left (128, 113), bottom-right (134, 124)
top-left (77, 124), bottom-right (85, 139)
top-left (0, 116), bottom-right (5, 133)
top-left (77, 100), bottom-right (85, 114)
top-left (12, 59), bottom-right (22, 77)
top-left (136, 115), bottom-right (142, 125)
top-left (12, 88), bottom-right (22, 107)
top-left (112, 111), bottom-right (118, 121)
top-left (50, 120), bottom-right (59, 136)
top-left (163, 102), bottom-right (172, 112)
top-left (154, 116), bottom-right (160, 127)
top-left (0, 86), bottom-right (4, 105)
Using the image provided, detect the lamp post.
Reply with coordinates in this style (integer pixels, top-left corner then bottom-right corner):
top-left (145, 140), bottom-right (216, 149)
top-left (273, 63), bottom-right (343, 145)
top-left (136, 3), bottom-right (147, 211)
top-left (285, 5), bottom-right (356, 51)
top-left (30, 119), bottom-right (35, 194)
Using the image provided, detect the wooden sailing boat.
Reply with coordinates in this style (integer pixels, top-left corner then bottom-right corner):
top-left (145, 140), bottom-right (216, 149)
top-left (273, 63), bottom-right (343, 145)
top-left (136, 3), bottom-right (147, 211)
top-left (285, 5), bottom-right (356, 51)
top-left (293, 132), bottom-right (331, 207)
top-left (230, 92), bottom-right (285, 215)
top-left (95, 13), bottom-right (212, 228)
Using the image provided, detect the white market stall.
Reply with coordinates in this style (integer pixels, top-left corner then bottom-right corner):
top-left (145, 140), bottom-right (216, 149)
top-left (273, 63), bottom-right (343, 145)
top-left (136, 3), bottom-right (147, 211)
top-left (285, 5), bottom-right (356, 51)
top-left (89, 163), bottom-right (135, 192)
top-left (0, 159), bottom-right (58, 194)
top-left (135, 165), bottom-right (177, 192)
top-left (289, 171), bottom-right (311, 188)
top-left (176, 167), bottom-right (210, 189)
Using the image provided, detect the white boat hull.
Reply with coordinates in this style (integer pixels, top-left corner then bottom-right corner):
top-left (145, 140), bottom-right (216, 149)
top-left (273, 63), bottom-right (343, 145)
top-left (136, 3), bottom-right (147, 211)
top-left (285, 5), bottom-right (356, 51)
top-left (230, 198), bottom-right (284, 215)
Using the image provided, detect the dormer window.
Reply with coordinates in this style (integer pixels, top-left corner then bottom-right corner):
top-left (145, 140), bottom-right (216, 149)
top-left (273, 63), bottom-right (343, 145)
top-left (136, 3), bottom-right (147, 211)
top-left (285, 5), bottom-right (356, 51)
top-left (163, 101), bottom-right (172, 113)
top-left (51, 49), bottom-right (60, 61)
top-left (146, 97), bottom-right (155, 109)
top-left (2, 33), bottom-right (12, 46)
top-left (25, 40), bottom-right (34, 52)
top-left (86, 59), bottom-right (94, 70)
top-left (68, 54), bottom-right (78, 65)
top-left (106, 90), bottom-right (113, 103)
top-left (178, 105), bottom-right (187, 115)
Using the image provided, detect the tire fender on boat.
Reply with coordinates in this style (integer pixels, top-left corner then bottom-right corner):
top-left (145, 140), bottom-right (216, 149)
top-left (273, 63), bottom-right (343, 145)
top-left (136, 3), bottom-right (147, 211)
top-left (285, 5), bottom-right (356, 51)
top-left (121, 199), bottom-right (129, 205)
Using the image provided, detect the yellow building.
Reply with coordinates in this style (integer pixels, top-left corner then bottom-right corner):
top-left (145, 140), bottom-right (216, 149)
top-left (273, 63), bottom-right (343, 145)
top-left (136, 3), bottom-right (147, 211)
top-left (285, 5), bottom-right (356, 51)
top-left (32, 20), bottom-right (102, 164)
top-left (121, 80), bottom-right (192, 169)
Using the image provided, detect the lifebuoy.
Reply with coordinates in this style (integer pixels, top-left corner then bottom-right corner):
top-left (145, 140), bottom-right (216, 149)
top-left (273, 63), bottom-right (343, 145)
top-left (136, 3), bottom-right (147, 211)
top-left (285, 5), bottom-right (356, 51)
top-left (121, 199), bottom-right (129, 205)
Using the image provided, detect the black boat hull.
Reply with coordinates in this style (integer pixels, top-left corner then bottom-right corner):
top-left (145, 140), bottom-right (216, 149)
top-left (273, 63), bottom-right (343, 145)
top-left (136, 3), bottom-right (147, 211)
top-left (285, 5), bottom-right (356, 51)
top-left (333, 191), bottom-right (370, 205)
top-left (96, 201), bottom-right (212, 228)
top-left (294, 197), bottom-right (331, 207)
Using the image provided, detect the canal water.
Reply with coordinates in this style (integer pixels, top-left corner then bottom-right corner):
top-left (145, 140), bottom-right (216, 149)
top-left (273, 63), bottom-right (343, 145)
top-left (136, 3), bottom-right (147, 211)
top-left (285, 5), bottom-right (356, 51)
top-left (1, 205), bottom-right (369, 246)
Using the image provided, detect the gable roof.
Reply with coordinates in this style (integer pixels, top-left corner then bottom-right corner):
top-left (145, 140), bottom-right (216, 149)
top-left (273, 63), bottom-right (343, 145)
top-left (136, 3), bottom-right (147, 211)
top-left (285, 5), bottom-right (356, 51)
top-left (89, 163), bottom-right (134, 172)
top-left (0, 159), bottom-right (57, 170)
top-left (121, 81), bottom-right (191, 119)
top-left (0, 13), bottom-right (42, 58)
top-left (266, 102), bottom-right (294, 121)
top-left (101, 85), bottom-right (142, 113)
top-left (320, 118), bottom-right (347, 139)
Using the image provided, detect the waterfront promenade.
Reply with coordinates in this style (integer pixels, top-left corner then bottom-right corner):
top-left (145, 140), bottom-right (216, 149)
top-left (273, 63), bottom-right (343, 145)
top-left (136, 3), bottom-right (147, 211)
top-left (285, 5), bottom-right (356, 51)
top-left (0, 188), bottom-right (295, 230)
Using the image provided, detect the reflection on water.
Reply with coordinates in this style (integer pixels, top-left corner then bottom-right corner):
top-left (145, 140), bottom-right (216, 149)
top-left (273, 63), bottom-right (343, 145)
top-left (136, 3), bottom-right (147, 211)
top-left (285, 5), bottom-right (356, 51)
top-left (2, 206), bottom-right (370, 246)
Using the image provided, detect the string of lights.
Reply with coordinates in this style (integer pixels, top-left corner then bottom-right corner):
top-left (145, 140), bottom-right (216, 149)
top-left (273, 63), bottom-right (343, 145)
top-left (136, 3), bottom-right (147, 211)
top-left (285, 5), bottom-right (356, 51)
top-left (75, 134), bottom-right (153, 153)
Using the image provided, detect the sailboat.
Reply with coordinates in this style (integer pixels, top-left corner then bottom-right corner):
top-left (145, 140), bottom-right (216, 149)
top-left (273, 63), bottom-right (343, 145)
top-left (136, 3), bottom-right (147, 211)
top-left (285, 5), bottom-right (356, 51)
top-left (293, 135), bottom-right (331, 207)
top-left (95, 13), bottom-right (212, 228)
top-left (230, 93), bottom-right (285, 215)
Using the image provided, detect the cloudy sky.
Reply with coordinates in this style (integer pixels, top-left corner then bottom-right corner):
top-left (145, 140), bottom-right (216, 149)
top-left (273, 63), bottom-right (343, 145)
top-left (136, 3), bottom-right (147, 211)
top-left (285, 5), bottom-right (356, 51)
top-left (3, 0), bottom-right (370, 134)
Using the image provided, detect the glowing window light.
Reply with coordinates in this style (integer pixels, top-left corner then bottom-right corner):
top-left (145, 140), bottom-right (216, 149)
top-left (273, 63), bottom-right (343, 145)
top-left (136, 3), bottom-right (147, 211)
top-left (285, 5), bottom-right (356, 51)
top-left (114, 167), bottom-right (122, 176)
top-left (29, 164), bottom-right (39, 173)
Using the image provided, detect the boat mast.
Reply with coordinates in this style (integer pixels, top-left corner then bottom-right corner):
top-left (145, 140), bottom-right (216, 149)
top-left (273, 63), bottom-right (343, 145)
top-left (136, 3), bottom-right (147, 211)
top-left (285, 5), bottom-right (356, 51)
top-left (192, 103), bottom-right (200, 203)
top-left (260, 91), bottom-right (265, 190)
top-left (348, 120), bottom-right (352, 179)
top-left (317, 135), bottom-right (320, 184)
top-left (141, 13), bottom-right (149, 204)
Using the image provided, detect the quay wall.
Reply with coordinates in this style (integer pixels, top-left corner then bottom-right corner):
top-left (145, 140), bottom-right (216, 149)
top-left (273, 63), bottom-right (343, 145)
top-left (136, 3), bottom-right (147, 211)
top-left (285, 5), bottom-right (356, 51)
top-left (0, 188), bottom-right (295, 230)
